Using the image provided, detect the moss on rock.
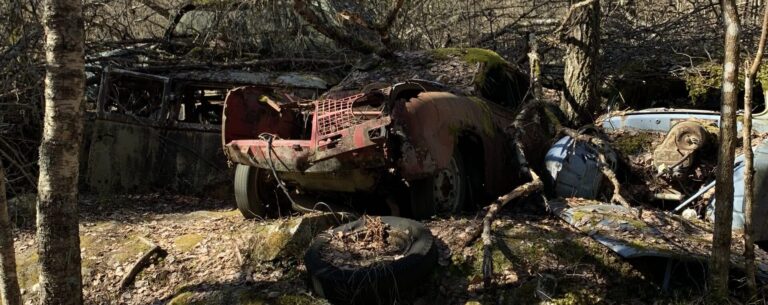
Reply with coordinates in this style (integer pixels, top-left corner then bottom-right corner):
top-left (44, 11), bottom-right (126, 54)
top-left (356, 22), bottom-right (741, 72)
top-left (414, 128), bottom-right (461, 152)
top-left (174, 234), bottom-right (204, 252)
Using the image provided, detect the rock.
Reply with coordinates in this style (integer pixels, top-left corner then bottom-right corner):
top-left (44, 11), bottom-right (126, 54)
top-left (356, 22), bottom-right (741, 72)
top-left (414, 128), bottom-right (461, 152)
top-left (242, 213), bottom-right (349, 263)
top-left (682, 208), bottom-right (698, 220)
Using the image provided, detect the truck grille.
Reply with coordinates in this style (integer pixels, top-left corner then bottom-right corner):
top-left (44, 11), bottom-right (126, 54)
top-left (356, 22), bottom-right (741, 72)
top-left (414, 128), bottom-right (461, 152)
top-left (314, 93), bottom-right (365, 137)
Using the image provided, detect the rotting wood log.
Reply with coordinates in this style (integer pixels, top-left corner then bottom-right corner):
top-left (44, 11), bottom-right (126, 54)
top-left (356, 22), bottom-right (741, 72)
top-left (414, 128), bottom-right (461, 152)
top-left (118, 237), bottom-right (165, 292)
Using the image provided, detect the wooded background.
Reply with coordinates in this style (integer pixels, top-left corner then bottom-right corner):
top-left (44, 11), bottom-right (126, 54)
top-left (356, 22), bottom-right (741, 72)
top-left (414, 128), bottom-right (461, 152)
top-left (0, 0), bottom-right (764, 196)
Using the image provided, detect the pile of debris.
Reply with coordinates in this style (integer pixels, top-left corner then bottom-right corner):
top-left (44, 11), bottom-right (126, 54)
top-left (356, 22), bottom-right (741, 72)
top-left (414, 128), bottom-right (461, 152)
top-left (322, 216), bottom-right (408, 269)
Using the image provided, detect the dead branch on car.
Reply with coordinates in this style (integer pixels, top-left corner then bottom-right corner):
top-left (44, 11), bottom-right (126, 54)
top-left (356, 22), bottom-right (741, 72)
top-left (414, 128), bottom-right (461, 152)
top-left (559, 128), bottom-right (631, 208)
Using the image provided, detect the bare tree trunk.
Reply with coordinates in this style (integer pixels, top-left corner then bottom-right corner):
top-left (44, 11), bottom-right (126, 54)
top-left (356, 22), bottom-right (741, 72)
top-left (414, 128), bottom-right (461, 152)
top-left (741, 2), bottom-right (768, 299)
top-left (561, 0), bottom-right (601, 125)
top-left (37, 0), bottom-right (86, 302)
top-left (0, 161), bottom-right (22, 305)
top-left (710, 0), bottom-right (740, 300)
top-left (528, 33), bottom-right (543, 100)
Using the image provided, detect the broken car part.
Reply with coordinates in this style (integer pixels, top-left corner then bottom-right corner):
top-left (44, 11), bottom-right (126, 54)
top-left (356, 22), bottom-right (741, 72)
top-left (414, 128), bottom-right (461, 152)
top-left (545, 135), bottom-right (617, 199)
top-left (601, 107), bottom-right (768, 133)
top-left (546, 198), bottom-right (768, 291)
top-left (652, 121), bottom-right (709, 174)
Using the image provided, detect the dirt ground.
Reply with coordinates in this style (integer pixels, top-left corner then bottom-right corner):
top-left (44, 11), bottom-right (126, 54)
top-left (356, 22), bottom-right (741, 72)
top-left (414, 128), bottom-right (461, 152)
top-left (9, 193), bottom-right (716, 305)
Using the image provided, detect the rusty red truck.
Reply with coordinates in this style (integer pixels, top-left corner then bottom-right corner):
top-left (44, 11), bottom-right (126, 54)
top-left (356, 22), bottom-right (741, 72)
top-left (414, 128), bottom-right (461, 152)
top-left (222, 79), bottom-right (533, 219)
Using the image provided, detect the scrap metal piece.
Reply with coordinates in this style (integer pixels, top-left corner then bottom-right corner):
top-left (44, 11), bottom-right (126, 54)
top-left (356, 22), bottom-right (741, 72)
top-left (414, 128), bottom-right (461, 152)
top-left (546, 198), bottom-right (768, 281)
top-left (544, 136), bottom-right (616, 199)
top-left (652, 121), bottom-right (709, 172)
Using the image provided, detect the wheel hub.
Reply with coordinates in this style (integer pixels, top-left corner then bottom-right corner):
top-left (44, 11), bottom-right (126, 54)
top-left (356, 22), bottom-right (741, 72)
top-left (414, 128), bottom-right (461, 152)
top-left (433, 157), bottom-right (461, 213)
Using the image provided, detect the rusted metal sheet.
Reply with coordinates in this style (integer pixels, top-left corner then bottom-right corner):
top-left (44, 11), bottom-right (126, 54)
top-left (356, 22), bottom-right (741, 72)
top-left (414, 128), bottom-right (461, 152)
top-left (84, 118), bottom-right (227, 194)
top-left (546, 198), bottom-right (768, 285)
top-left (390, 92), bottom-right (520, 194)
top-left (83, 66), bottom-right (329, 194)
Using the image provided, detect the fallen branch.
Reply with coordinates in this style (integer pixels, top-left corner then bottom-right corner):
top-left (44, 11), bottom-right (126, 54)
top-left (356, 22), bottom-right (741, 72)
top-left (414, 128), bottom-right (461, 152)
top-left (134, 58), bottom-right (350, 72)
top-left (559, 127), bottom-right (631, 208)
top-left (293, 0), bottom-right (389, 56)
top-left (459, 154), bottom-right (542, 248)
top-left (118, 237), bottom-right (165, 292)
top-left (481, 170), bottom-right (542, 288)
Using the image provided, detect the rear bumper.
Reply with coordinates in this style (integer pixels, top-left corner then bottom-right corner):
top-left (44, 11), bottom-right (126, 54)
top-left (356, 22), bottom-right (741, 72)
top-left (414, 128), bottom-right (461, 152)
top-left (224, 116), bottom-right (392, 191)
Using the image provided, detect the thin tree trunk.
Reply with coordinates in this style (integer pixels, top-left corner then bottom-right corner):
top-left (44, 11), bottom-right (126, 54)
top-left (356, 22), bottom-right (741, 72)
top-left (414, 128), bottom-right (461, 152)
top-left (37, 0), bottom-right (86, 302)
top-left (710, 0), bottom-right (740, 300)
top-left (0, 161), bottom-right (22, 305)
top-left (561, 0), bottom-right (601, 125)
top-left (528, 33), bottom-right (543, 100)
top-left (741, 2), bottom-right (768, 299)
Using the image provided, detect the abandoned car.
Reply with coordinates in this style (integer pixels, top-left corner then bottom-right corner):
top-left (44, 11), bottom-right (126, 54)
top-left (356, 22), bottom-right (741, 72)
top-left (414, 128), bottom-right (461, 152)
top-left (546, 107), bottom-right (768, 244)
top-left (222, 80), bottom-right (533, 218)
top-left (541, 108), bottom-right (768, 287)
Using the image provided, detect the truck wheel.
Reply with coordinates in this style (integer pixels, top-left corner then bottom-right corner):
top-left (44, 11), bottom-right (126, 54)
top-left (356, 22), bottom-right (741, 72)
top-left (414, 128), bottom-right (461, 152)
top-left (409, 150), bottom-right (467, 219)
top-left (304, 216), bottom-right (438, 305)
top-left (234, 164), bottom-right (268, 219)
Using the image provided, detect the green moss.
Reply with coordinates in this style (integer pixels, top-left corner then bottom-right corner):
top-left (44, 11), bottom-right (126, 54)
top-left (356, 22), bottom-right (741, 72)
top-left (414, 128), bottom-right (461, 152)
top-left (543, 106), bottom-right (564, 131)
top-left (168, 292), bottom-right (196, 305)
top-left (431, 48), bottom-right (509, 86)
top-left (276, 295), bottom-right (319, 305)
top-left (174, 234), bottom-right (204, 252)
top-left (112, 236), bottom-right (152, 263)
top-left (471, 244), bottom-right (515, 278)
top-left (431, 48), bottom-right (509, 67)
top-left (613, 133), bottom-right (653, 156)
top-left (683, 62), bottom-right (722, 103)
top-left (15, 250), bottom-right (39, 290)
top-left (547, 291), bottom-right (601, 305)
top-left (231, 288), bottom-right (266, 305)
top-left (683, 61), bottom-right (747, 103)
top-left (757, 64), bottom-right (768, 90)
top-left (467, 96), bottom-right (495, 136)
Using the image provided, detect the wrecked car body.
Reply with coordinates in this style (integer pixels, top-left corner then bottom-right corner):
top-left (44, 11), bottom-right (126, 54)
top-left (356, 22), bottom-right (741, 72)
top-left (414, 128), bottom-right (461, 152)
top-left (83, 66), bottom-right (329, 194)
top-left (601, 107), bottom-right (768, 133)
top-left (544, 107), bottom-right (768, 287)
top-left (223, 80), bottom-right (526, 218)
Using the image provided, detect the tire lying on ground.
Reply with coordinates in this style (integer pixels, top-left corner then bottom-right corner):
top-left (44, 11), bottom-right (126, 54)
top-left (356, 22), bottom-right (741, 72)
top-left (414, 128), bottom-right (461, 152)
top-left (304, 216), bottom-right (438, 305)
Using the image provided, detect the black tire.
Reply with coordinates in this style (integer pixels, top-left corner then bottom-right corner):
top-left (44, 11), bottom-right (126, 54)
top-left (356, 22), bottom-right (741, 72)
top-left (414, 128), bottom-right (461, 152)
top-left (304, 216), bottom-right (438, 305)
top-left (409, 150), bottom-right (468, 219)
top-left (234, 164), bottom-right (267, 219)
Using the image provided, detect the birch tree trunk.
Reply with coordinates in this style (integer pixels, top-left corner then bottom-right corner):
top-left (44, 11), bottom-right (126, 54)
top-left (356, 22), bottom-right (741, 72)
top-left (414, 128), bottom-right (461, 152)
top-left (0, 161), bottom-right (21, 305)
top-left (562, 0), bottom-right (601, 125)
top-left (37, 0), bottom-right (86, 302)
top-left (710, 0), bottom-right (739, 299)
top-left (741, 2), bottom-right (768, 299)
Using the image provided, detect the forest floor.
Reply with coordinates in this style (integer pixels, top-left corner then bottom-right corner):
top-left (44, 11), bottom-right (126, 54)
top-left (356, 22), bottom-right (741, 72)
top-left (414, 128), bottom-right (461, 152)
top-left (9, 193), bottom-right (712, 305)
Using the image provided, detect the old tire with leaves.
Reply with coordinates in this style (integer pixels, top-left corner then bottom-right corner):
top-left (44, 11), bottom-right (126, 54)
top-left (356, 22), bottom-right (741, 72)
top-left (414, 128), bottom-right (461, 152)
top-left (304, 216), bottom-right (438, 305)
top-left (409, 149), bottom-right (468, 219)
top-left (234, 164), bottom-right (267, 219)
